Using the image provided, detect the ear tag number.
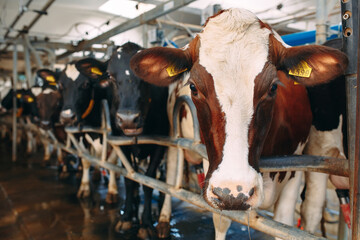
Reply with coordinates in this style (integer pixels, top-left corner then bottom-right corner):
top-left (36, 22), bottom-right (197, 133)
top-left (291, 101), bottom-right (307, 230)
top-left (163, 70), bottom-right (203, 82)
top-left (166, 65), bottom-right (187, 77)
top-left (289, 61), bottom-right (312, 78)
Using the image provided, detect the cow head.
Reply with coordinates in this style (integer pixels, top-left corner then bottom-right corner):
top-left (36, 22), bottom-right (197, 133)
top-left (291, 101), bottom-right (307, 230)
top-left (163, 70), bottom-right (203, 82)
top-left (37, 69), bottom-right (59, 89)
top-left (108, 42), bottom-right (152, 136)
top-left (75, 58), bottom-right (115, 126)
top-left (36, 69), bottom-right (62, 129)
top-left (21, 88), bottom-right (39, 121)
top-left (58, 63), bottom-right (86, 125)
top-left (130, 9), bottom-right (348, 210)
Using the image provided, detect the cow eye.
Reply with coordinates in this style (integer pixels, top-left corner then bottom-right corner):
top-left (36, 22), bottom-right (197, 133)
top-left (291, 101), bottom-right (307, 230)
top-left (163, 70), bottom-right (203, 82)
top-left (269, 83), bottom-right (278, 96)
top-left (189, 83), bottom-right (198, 96)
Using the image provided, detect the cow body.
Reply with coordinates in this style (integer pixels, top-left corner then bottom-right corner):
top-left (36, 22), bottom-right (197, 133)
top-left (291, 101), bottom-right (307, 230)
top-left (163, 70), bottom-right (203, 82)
top-left (109, 42), bottom-right (169, 239)
top-left (130, 8), bottom-right (347, 239)
top-left (300, 38), bottom-right (349, 232)
top-left (72, 58), bottom-right (118, 201)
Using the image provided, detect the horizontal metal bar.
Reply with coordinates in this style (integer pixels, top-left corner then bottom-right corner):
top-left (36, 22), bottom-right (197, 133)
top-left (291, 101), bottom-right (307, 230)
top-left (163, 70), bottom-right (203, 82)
top-left (56, 0), bottom-right (196, 60)
top-left (77, 151), bottom-right (324, 240)
top-left (107, 135), bottom-right (349, 176)
top-left (65, 126), bottom-right (107, 134)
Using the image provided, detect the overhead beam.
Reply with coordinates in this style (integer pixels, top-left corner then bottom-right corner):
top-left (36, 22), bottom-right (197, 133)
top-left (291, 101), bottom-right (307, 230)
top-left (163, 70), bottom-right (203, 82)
top-left (56, 0), bottom-right (196, 60)
top-left (3, 0), bottom-right (33, 39)
top-left (1, 0), bottom-right (56, 53)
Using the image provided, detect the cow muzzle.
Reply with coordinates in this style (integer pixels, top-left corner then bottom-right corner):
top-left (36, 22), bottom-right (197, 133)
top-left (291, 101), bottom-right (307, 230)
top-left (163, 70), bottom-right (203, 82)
top-left (60, 109), bottom-right (76, 125)
top-left (204, 168), bottom-right (263, 211)
top-left (116, 111), bottom-right (143, 136)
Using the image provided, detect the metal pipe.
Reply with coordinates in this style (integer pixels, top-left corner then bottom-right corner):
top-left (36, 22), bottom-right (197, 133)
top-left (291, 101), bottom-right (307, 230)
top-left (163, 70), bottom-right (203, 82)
top-left (315, 0), bottom-right (328, 45)
top-left (1, 0), bottom-right (56, 53)
top-left (3, 0), bottom-right (33, 39)
top-left (341, 1), bottom-right (359, 239)
top-left (172, 95), bottom-right (200, 142)
top-left (56, 0), bottom-right (196, 60)
top-left (23, 36), bottom-right (32, 89)
top-left (76, 150), bottom-right (324, 240)
top-left (12, 43), bottom-right (18, 162)
top-left (23, 34), bottom-right (44, 68)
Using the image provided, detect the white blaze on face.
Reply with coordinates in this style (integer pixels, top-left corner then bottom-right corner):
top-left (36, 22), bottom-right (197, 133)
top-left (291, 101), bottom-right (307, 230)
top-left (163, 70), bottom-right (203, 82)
top-left (31, 87), bottom-right (43, 97)
top-left (65, 64), bottom-right (80, 81)
top-left (198, 8), bottom-right (271, 206)
top-left (43, 88), bottom-right (54, 94)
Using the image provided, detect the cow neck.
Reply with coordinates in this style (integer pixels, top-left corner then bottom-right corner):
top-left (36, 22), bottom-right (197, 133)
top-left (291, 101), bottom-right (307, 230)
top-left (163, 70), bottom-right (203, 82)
top-left (81, 87), bottom-right (95, 119)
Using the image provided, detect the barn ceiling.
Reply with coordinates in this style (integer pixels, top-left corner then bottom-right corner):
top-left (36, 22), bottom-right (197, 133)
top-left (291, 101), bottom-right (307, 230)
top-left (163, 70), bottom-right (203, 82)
top-left (0, 0), bottom-right (341, 77)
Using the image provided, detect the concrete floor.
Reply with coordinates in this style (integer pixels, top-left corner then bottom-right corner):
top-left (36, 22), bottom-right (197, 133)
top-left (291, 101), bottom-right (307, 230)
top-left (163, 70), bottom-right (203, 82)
top-left (0, 139), bottom-right (272, 240)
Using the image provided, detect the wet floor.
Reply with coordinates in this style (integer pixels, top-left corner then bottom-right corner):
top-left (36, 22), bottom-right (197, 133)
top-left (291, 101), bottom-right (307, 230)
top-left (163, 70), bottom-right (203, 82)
top-left (0, 139), bottom-right (273, 240)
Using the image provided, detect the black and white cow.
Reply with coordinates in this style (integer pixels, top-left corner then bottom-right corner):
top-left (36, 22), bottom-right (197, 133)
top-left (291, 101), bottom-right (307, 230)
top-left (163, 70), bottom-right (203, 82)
top-left (299, 38), bottom-right (349, 232)
top-left (73, 58), bottom-right (118, 202)
top-left (108, 42), bottom-right (169, 239)
top-left (35, 69), bottom-right (63, 164)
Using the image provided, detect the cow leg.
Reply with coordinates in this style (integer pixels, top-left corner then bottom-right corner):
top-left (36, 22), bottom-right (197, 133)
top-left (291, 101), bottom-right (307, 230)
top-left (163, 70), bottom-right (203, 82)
top-left (212, 213), bottom-right (232, 240)
top-left (25, 130), bottom-right (34, 155)
top-left (300, 172), bottom-right (328, 233)
top-left (115, 150), bottom-right (139, 232)
top-left (138, 147), bottom-right (165, 240)
top-left (41, 138), bottom-right (52, 166)
top-left (106, 151), bottom-right (119, 204)
top-left (273, 171), bottom-right (303, 227)
top-left (115, 177), bottom-right (139, 232)
top-left (156, 146), bottom-right (176, 238)
top-left (301, 120), bottom-right (345, 233)
top-left (77, 158), bottom-right (91, 198)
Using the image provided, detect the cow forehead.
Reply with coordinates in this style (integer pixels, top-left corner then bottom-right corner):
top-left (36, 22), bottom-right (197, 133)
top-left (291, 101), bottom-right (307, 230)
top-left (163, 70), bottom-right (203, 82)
top-left (65, 64), bottom-right (80, 81)
top-left (196, 8), bottom-right (271, 163)
top-left (198, 8), bottom-right (270, 112)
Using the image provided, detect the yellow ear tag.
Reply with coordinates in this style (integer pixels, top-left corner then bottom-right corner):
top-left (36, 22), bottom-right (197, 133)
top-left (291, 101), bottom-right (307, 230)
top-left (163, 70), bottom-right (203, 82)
top-left (294, 81), bottom-right (300, 85)
top-left (91, 67), bottom-right (103, 76)
top-left (16, 93), bottom-right (22, 98)
top-left (46, 76), bottom-right (56, 82)
top-left (166, 65), bottom-right (187, 77)
top-left (27, 97), bottom-right (34, 103)
top-left (289, 61), bottom-right (312, 78)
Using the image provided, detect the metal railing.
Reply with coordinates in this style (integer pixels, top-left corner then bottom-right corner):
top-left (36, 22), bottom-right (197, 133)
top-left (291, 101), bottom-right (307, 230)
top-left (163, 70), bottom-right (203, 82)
top-left (1, 97), bottom-right (350, 239)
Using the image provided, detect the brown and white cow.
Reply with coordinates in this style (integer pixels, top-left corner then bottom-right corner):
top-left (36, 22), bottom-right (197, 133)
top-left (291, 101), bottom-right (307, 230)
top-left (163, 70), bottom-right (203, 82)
top-left (130, 8), bottom-right (348, 238)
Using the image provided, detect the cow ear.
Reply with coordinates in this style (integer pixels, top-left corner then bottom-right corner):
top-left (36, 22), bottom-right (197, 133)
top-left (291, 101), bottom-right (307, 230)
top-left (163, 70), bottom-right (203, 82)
top-left (37, 69), bottom-right (58, 85)
top-left (76, 58), bottom-right (107, 80)
top-left (270, 35), bottom-right (348, 86)
top-left (130, 47), bottom-right (192, 86)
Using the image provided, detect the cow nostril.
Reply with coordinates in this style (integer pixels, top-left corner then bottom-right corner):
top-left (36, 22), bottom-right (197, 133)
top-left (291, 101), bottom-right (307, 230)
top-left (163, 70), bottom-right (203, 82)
top-left (249, 187), bottom-right (255, 197)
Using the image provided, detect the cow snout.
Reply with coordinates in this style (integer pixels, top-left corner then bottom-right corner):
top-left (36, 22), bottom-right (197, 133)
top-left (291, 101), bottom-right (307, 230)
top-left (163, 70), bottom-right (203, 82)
top-left (207, 182), bottom-right (256, 210)
top-left (40, 120), bottom-right (51, 130)
top-left (60, 109), bottom-right (75, 124)
top-left (205, 168), bottom-right (263, 211)
top-left (116, 111), bottom-right (143, 136)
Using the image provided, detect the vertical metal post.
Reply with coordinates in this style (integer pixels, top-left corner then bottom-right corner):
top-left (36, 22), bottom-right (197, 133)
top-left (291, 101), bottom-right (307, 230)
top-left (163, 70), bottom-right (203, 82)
top-left (23, 35), bottom-right (32, 89)
top-left (341, 0), bottom-right (359, 239)
top-left (12, 43), bottom-right (18, 162)
top-left (315, 0), bottom-right (328, 45)
top-left (143, 24), bottom-right (148, 48)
